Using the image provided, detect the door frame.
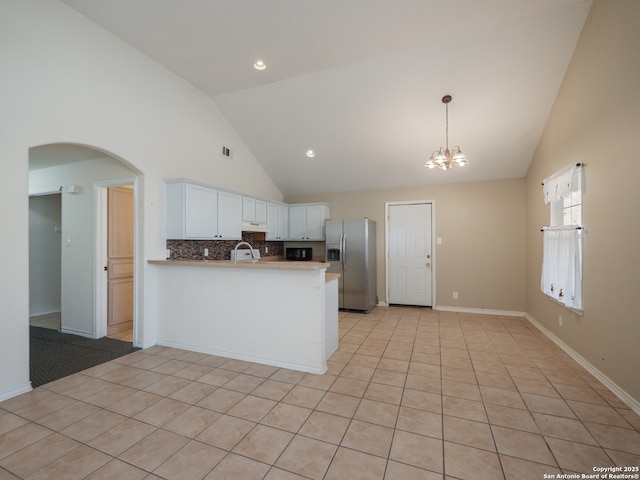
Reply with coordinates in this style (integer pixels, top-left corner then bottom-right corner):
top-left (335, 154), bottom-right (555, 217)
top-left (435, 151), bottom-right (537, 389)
top-left (384, 200), bottom-right (437, 308)
top-left (94, 177), bottom-right (139, 342)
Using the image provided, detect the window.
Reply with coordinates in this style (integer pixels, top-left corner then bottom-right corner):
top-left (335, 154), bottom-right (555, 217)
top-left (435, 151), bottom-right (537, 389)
top-left (541, 164), bottom-right (583, 310)
top-left (550, 168), bottom-right (582, 227)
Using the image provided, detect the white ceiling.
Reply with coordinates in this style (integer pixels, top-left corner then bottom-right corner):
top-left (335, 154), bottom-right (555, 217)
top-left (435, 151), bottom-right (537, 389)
top-left (60, 0), bottom-right (592, 196)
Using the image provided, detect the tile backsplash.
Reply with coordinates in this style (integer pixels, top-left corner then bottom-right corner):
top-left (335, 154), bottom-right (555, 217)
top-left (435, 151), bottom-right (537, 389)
top-left (167, 233), bottom-right (284, 260)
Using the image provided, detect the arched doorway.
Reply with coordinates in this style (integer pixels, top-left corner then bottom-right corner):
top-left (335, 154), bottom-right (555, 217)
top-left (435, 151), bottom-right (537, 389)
top-left (28, 143), bottom-right (142, 386)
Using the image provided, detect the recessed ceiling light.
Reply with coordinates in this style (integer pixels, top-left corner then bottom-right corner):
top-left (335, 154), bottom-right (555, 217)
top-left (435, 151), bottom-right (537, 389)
top-left (306, 150), bottom-right (316, 158)
top-left (253, 60), bottom-right (266, 71)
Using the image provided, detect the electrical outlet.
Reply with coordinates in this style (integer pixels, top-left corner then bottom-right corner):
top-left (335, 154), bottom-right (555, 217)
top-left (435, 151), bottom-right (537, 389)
top-left (204, 248), bottom-right (209, 257)
top-left (265, 246), bottom-right (269, 253)
top-left (559, 315), bottom-right (563, 327)
top-left (453, 291), bottom-right (459, 300)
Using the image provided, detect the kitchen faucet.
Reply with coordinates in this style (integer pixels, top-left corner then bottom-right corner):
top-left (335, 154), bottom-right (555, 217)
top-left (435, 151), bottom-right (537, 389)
top-left (233, 241), bottom-right (257, 262)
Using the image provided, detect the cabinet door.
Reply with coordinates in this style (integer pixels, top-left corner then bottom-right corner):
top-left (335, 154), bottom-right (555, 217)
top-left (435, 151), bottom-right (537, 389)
top-left (185, 183), bottom-right (218, 239)
top-left (306, 205), bottom-right (328, 240)
top-left (242, 197), bottom-right (256, 222)
top-left (217, 191), bottom-right (242, 240)
top-left (266, 203), bottom-right (278, 240)
top-left (255, 200), bottom-right (267, 224)
top-left (288, 206), bottom-right (307, 240)
top-left (277, 204), bottom-right (289, 240)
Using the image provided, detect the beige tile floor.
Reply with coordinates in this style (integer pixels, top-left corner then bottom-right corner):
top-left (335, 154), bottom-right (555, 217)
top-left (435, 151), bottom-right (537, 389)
top-left (3, 307), bottom-right (639, 479)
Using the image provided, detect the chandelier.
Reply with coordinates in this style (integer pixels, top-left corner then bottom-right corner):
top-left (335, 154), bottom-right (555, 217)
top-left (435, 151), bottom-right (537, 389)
top-left (425, 95), bottom-right (469, 170)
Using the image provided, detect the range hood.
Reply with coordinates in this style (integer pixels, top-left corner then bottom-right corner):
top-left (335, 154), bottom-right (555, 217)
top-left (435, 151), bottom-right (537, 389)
top-left (242, 221), bottom-right (269, 233)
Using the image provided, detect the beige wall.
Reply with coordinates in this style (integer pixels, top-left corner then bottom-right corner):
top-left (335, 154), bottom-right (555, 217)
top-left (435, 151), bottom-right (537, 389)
top-left (288, 0), bottom-right (640, 407)
top-left (525, 0), bottom-right (640, 403)
top-left (286, 177), bottom-right (526, 312)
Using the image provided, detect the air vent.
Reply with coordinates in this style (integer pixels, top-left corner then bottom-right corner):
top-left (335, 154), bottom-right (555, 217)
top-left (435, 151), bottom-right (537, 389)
top-left (221, 146), bottom-right (233, 158)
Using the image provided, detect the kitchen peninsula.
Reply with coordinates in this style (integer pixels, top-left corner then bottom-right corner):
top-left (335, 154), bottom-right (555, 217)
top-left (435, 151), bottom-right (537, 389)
top-left (149, 259), bottom-right (338, 374)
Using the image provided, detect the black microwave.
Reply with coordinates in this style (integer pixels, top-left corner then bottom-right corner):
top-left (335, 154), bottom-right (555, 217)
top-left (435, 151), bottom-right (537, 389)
top-left (286, 247), bottom-right (313, 261)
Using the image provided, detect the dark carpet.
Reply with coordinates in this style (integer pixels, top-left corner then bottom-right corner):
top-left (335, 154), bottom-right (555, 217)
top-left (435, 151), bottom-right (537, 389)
top-left (30, 326), bottom-right (140, 387)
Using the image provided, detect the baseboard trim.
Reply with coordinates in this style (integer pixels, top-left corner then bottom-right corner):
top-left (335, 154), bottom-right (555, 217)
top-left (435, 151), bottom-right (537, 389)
top-left (137, 340), bottom-right (156, 349)
top-left (525, 313), bottom-right (640, 416)
top-left (29, 309), bottom-right (61, 318)
top-left (0, 382), bottom-right (32, 402)
top-left (420, 305), bottom-right (639, 415)
top-left (156, 340), bottom-right (327, 375)
top-left (434, 305), bottom-right (526, 317)
top-left (60, 327), bottom-right (95, 339)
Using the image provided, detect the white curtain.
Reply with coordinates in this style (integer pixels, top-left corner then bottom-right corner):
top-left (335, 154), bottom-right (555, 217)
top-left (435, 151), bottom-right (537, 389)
top-left (541, 227), bottom-right (582, 309)
top-left (543, 163), bottom-right (579, 205)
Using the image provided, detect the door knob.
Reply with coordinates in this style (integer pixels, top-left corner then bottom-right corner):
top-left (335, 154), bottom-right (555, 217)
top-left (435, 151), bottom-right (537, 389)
top-left (426, 262), bottom-right (431, 268)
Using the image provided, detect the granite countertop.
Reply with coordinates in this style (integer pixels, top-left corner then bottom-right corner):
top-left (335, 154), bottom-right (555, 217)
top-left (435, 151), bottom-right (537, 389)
top-left (148, 259), bottom-right (330, 271)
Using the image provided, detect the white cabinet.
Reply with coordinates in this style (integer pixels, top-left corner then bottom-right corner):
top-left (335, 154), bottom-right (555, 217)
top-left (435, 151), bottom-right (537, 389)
top-left (266, 203), bottom-right (289, 240)
top-left (216, 190), bottom-right (243, 239)
top-left (183, 183), bottom-right (217, 239)
top-left (243, 197), bottom-right (267, 224)
top-left (166, 181), bottom-right (242, 240)
top-left (288, 204), bottom-right (330, 240)
top-left (166, 180), bottom-right (329, 242)
top-left (277, 204), bottom-right (289, 240)
top-left (256, 200), bottom-right (267, 224)
top-left (288, 206), bottom-right (306, 240)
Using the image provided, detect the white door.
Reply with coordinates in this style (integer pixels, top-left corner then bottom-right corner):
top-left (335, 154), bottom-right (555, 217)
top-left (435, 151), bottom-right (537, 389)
top-left (388, 203), bottom-right (432, 306)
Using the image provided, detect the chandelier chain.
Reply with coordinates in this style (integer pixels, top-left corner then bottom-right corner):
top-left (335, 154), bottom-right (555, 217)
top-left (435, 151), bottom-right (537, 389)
top-left (445, 101), bottom-right (449, 151)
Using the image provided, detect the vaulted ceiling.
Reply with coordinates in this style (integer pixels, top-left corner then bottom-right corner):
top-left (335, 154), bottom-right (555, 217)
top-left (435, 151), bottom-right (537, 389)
top-left (60, 0), bottom-right (592, 195)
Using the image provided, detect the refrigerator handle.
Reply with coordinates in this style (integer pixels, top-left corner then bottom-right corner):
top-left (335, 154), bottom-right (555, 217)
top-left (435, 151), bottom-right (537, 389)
top-left (341, 233), bottom-right (346, 267)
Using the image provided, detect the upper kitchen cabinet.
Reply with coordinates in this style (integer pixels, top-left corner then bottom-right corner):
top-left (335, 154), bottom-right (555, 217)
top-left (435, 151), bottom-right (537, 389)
top-left (216, 190), bottom-right (243, 239)
top-left (242, 196), bottom-right (267, 224)
top-left (166, 180), bottom-right (242, 240)
top-left (289, 203), bottom-right (330, 240)
top-left (266, 202), bottom-right (289, 240)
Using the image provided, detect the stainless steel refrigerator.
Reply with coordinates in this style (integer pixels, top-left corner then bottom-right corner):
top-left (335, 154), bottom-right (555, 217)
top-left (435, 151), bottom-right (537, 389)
top-left (325, 218), bottom-right (377, 312)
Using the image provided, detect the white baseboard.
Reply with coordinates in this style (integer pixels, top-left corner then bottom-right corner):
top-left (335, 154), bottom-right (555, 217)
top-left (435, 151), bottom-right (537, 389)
top-left (156, 340), bottom-right (327, 375)
top-left (397, 304), bottom-right (639, 415)
top-left (0, 382), bottom-right (32, 402)
top-left (29, 309), bottom-right (61, 318)
top-left (525, 313), bottom-right (640, 416)
top-left (60, 327), bottom-right (95, 339)
top-left (434, 305), bottom-right (526, 317)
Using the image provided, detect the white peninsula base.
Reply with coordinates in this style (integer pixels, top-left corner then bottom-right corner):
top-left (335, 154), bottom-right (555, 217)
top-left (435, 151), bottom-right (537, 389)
top-left (150, 260), bottom-right (338, 374)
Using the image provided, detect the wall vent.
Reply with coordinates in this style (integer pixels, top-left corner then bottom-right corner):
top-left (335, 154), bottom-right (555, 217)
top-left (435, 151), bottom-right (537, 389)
top-left (221, 146), bottom-right (233, 158)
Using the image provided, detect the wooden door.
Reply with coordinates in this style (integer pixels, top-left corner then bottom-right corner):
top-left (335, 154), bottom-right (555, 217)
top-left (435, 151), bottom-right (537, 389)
top-left (388, 203), bottom-right (432, 306)
top-left (107, 186), bottom-right (134, 339)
